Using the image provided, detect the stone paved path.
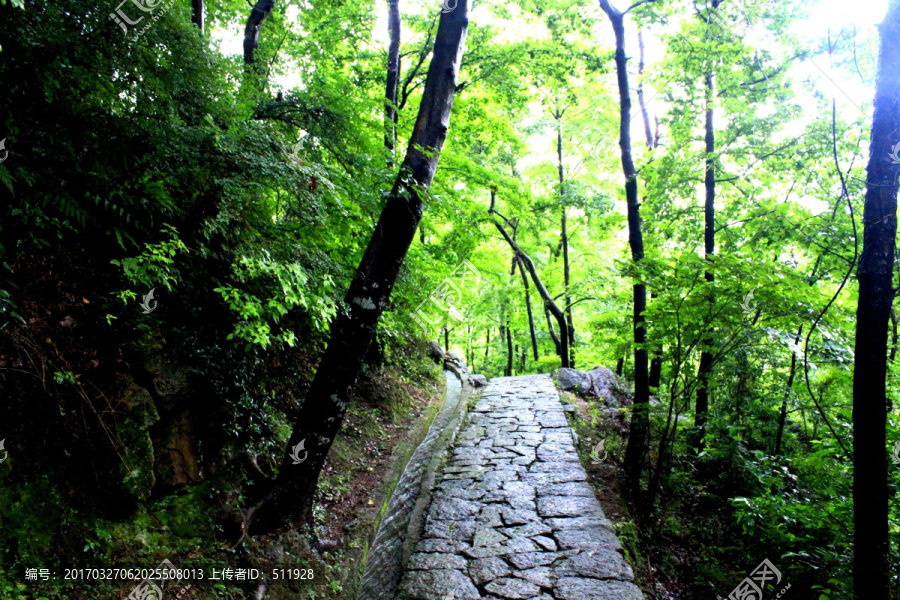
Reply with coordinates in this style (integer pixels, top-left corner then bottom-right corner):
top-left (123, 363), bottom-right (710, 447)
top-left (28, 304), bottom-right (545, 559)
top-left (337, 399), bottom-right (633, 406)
top-left (396, 375), bottom-right (644, 600)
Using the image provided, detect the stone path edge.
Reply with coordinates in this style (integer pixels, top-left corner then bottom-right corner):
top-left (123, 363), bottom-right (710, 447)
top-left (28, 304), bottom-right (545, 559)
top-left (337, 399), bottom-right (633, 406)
top-left (357, 371), bottom-right (475, 600)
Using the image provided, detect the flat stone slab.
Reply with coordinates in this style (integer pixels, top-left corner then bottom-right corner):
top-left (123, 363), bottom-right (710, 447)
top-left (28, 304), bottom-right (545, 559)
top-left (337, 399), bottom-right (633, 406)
top-left (395, 375), bottom-right (644, 600)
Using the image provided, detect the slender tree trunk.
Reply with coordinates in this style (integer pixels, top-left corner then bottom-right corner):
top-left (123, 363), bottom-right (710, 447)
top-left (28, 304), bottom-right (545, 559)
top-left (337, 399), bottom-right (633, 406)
top-left (636, 28), bottom-right (653, 150)
top-left (252, 2), bottom-right (470, 531)
top-left (505, 319), bottom-right (513, 376)
top-left (517, 257), bottom-right (540, 360)
top-left (616, 357), bottom-right (624, 377)
top-left (637, 30), bottom-right (664, 390)
top-left (694, 70), bottom-right (716, 453)
top-left (444, 326), bottom-right (449, 353)
top-left (558, 124), bottom-right (576, 367)
top-left (485, 328), bottom-right (490, 360)
top-left (775, 325), bottom-right (803, 456)
top-left (545, 306), bottom-right (561, 356)
top-left (192, 0), bottom-right (204, 34)
top-left (853, 3), bottom-right (900, 596)
top-left (385, 0), bottom-right (401, 161)
top-left (599, 0), bottom-right (650, 493)
top-left (492, 220), bottom-right (570, 368)
top-left (243, 0), bottom-right (276, 64)
top-left (649, 350), bottom-right (662, 389)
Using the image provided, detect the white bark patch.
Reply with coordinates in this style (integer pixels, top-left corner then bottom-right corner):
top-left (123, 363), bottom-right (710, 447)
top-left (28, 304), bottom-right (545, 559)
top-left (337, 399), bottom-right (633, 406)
top-left (353, 296), bottom-right (377, 310)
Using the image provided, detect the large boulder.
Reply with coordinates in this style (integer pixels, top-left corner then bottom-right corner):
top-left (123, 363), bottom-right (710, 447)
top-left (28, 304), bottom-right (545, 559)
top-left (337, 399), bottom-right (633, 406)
top-left (555, 366), bottom-right (626, 409)
top-left (586, 366), bottom-right (618, 402)
top-left (556, 368), bottom-right (592, 393)
top-left (427, 341), bottom-right (446, 364)
top-left (470, 374), bottom-right (488, 388)
top-left (448, 350), bottom-right (466, 366)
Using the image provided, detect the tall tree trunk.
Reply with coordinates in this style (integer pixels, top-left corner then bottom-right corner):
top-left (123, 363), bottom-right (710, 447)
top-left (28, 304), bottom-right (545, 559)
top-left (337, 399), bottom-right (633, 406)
top-left (444, 326), bottom-right (450, 353)
top-left (192, 0), bottom-right (204, 34)
top-left (616, 357), bottom-right (624, 377)
top-left (649, 350), bottom-right (662, 389)
top-left (694, 70), bottom-right (716, 453)
top-left (505, 319), bottom-right (513, 376)
top-left (853, 3), bottom-right (900, 596)
top-left (485, 328), bottom-right (490, 360)
top-left (558, 122), bottom-right (576, 367)
top-left (545, 305), bottom-right (561, 356)
top-left (599, 0), bottom-right (650, 494)
top-left (252, 2), bottom-right (470, 531)
top-left (385, 0), bottom-right (401, 161)
top-left (492, 219), bottom-right (570, 368)
top-left (637, 29), bottom-right (663, 390)
top-left (244, 0), bottom-right (276, 65)
top-left (517, 257), bottom-right (540, 360)
top-left (775, 325), bottom-right (803, 456)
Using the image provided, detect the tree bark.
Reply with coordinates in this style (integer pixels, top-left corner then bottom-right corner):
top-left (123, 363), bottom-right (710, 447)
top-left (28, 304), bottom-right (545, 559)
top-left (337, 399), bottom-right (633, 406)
top-left (599, 0), bottom-right (651, 493)
top-left (517, 257), bottom-right (540, 361)
top-left (694, 69), bottom-right (716, 453)
top-left (485, 327), bottom-right (490, 360)
top-left (492, 219), bottom-right (570, 368)
top-left (545, 305), bottom-right (561, 356)
top-left (385, 0), bottom-right (401, 160)
top-left (637, 30), bottom-right (664, 390)
top-left (444, 326), bottom-right (450, 353)
top-left (853, 2), bottom-right (900, 597)
top-left (505, 323), bottom-right (513, 376)
top-left (192, 0), bottom-right (204, 34)
top-left (775, 325), bottom-right (803, 456)
top-left (558, 122), bottom-right (576, 367)
top-left (244, 0), bottom-right (276, 64)
top-left (253, 1), bottom-right (470, 531)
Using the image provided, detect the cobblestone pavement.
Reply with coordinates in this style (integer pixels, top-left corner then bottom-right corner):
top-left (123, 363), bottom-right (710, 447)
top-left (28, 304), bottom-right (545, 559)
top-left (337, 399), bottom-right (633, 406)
top-left (396, 375), bottom-right (644, 600)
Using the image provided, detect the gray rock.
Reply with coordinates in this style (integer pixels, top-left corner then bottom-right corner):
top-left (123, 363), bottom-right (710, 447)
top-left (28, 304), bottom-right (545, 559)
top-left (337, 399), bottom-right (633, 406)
top-left (469, 556), bottom-right (512, 585)
top-left (556, 368), bottom-right (592, 393)
top-left (471, 374), bottom-right (489, 387)
top-left (585, 366), bottom-right (619, 401)
top-left (485, 577), bottom-right (541, 599)
top-left (473, 527), bottom-right (508, 547)
top-left (536, 496), bottom-right (604, 519)
top-left (554, 578), bottom-right (644, 600)
top-left (554, 548), bottom-right (634, 580)
top-left (408, 552), bottom-right (468, 571)
top-left (514, 566), bottom-right (554, 588)
top-left (397, 570), bottom-right (480, 600)
top-left (428, 341), bottom-right (446, 364)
